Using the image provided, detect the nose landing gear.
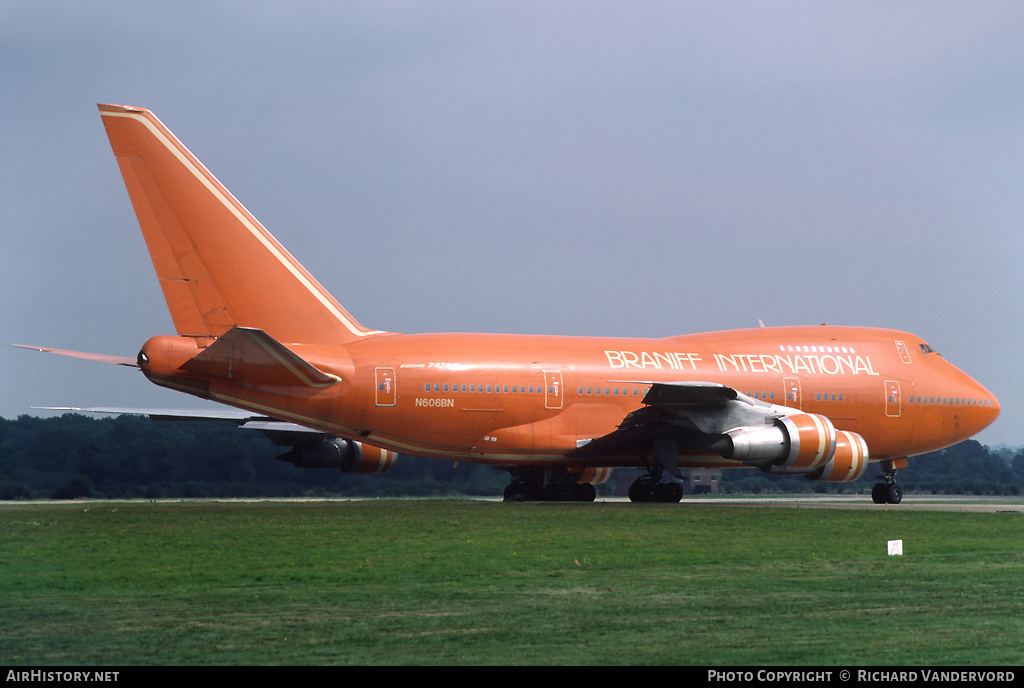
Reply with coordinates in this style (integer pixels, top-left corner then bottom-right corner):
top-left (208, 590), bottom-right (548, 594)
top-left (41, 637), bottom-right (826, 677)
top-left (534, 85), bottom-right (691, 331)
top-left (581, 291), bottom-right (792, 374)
top-left (872, 460), bottom-right (903, 504)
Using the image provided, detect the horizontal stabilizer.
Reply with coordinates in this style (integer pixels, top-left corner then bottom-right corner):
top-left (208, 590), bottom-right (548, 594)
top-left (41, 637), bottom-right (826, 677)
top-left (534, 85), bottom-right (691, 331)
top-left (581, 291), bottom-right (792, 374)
top-left (180, 326), bottom-right (340, 387)
top-left (11, 344), bottom-right (138, 367)
top-left (35, 406), bottom-right (271, 422)
top-left (35, 406), bottom-right (321, 433)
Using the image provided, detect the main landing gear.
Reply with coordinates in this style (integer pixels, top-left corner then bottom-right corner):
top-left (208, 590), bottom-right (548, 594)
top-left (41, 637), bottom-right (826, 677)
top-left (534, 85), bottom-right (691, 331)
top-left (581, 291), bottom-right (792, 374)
top-left (628, 467), bottom-right (683, 503)
top-left (627, 441), bottom-right (684, 503)
top-left (502, 468), bottom-right (597, 502)
top-left (871, 460), bottom-right (903, 504)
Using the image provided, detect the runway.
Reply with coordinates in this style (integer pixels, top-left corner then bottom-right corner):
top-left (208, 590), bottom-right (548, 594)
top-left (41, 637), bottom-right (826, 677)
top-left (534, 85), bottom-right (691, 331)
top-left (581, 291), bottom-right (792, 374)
top-left (5, 495), bottom-right (1022, 513)
top-left (637, 494), bottom-right (1024, 513)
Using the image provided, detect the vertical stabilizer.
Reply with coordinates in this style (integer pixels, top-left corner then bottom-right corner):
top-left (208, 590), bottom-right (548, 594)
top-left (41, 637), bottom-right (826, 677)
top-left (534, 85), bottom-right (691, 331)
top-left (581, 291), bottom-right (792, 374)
top-left (98, 104), bottom-right (386, 344)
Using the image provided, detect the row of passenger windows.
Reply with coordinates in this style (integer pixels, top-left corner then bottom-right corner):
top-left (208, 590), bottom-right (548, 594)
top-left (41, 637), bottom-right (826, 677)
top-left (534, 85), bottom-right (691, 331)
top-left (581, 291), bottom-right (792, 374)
top-left (421, 383), bottom-right (651, 396)
top-left (420, 381), bottom-right (992, 409)
top-left (577, 387), bottom-right (646, 397)
top-left (425, 383), bottom-right (552, 394)
top-left (908, 396), bottom-right (992, 406)
top-left (747, 391), bottom-right (844, 402)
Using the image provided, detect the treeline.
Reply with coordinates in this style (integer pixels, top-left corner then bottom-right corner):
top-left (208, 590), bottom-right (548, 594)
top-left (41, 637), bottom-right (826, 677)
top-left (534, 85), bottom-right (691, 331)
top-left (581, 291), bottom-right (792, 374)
top-left (0, 413), bottom-right (1021, 499)
top-left (0, 414), bottom-right (507, 500)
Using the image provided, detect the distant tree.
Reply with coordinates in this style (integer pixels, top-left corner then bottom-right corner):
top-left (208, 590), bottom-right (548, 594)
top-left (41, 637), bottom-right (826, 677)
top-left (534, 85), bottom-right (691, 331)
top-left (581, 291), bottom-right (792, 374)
top-left (52, 474), bottom-right (94, 499)
top-left (0, 479), bottom-right (30, 500)
top-left (0, 414), bottom-right (1021, 498)
top-left (1012, 449), bottom-right (1024, 480)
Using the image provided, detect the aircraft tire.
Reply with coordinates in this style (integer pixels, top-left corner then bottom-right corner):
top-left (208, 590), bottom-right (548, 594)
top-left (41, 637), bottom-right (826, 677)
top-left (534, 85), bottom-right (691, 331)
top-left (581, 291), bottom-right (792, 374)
top-left (887, 483), bottom-right (903, 504)
top-left (871, 483), bottom-right (888, 504)
top-left (659, 482), bottom-right (683, 503)
top-left (543, 482), bottom-right (577, 502)
top-left (575, 483), bottom-right (597, 502)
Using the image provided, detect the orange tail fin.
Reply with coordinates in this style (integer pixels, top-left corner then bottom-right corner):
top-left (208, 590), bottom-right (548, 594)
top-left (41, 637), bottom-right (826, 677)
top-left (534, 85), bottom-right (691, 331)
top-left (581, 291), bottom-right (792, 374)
top-left (98, 104), bottom-right (387, 344)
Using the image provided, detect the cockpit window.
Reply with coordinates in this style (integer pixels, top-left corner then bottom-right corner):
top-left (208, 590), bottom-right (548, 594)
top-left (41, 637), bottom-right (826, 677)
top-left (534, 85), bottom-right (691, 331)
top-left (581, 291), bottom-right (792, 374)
top-left (919, 343), bottom-right (936, 354)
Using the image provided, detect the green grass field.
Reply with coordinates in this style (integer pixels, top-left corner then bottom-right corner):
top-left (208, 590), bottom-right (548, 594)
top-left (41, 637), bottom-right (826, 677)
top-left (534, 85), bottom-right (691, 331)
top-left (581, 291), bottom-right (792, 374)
top-left (1, 499), bottom-right (1021, 665)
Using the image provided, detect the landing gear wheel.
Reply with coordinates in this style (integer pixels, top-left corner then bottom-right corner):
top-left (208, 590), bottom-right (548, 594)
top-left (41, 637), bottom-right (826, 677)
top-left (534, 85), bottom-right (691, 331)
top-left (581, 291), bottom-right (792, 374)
top-left (871, 459), bottom-right (904, 505)
top-left (575, 482), bottom-right (597, 503)
top-left (887, 483), bottom-right (903, 504)
top-left (628, 475), bottom-right (682, 503)
top-left (871, 483), bottom-right (889, 504)
top-left (542, 482), bottom-right (577, 502)
top-left (503, 474), bottom-right (541, 502)
top-left (659, 481), bottom-right (683, 503)
top-left (871, 481), bottom-right (903, 504)
top-left (628, 477), bottom-right (659, 502)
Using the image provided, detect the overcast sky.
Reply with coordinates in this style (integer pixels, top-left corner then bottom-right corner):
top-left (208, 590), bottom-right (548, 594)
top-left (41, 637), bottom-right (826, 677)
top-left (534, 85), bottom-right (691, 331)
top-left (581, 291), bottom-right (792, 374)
top-left (2, 1), bottom-right (1021, 447)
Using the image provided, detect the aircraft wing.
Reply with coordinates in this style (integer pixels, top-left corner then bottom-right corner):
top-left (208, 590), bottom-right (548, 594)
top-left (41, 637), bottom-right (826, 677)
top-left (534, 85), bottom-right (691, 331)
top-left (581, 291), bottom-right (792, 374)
top-left (36, 406), bottom-right (324, 437)
top-left (569, 381), bottom-right (775, 473)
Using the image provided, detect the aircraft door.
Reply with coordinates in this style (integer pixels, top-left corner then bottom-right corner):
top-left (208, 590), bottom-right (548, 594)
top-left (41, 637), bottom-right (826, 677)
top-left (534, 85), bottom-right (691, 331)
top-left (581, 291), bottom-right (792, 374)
top-left (894, 340), bottom-right (912, 364)
top-left (783, 377), bottom-right (801, 408)
top-left (885, 380), bottom-right (901, 417)
top-left (544, 370), bottom-right (563, 410)
top-left (375, 367), bottom-right (396, 407)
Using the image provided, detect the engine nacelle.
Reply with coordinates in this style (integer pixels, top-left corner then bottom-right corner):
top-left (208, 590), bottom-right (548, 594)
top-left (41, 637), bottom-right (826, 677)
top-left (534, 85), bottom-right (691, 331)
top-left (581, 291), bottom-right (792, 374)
top-left (276, 438), bottom-right (397, 474)
top-left (807, 430), bottom-right (870, 482)
top-left (579, 467), bottom-right (612, 485)
top-left (722, 412), bottom-right (836, 470)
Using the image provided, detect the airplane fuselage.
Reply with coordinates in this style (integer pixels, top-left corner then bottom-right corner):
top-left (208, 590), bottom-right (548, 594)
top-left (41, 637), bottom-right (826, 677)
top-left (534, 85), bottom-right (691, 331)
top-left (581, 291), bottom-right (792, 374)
top-left (141, 324), bottom-right (999, 471)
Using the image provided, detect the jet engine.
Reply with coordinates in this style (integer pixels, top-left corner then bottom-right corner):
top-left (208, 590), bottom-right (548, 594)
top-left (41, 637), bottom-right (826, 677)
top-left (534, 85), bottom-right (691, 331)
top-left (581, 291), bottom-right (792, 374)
top-left (719, 412), bottom-right (836, 470)
top-left (276, 437), bottom-right (397, 474)
top-left (807, 430), bottom-right (870, 482)
top-left (579, 467), bottom-right (613, 485)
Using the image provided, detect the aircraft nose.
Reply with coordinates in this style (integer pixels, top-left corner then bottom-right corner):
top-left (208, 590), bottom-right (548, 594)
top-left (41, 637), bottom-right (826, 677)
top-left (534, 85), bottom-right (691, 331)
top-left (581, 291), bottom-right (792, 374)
top-left (963, 371), bottom-right (1000, 434)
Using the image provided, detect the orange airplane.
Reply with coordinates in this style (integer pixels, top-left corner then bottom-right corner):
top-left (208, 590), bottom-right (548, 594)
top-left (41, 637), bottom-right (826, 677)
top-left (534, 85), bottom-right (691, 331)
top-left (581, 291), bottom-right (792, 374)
top-left (20, 104), bottom-right (1001, 503)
